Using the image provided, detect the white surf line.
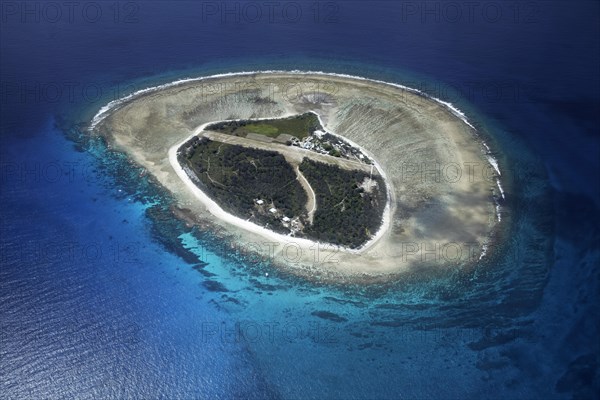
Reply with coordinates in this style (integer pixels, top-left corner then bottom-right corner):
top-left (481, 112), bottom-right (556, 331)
top-left (90, 69), bottom-right (474, 132)
top-left (479, 243), bottom-right (488, 261)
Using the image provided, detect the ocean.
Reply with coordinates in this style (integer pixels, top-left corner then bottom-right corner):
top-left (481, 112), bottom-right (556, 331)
top-left (1, 1), bottom-right (598, 399)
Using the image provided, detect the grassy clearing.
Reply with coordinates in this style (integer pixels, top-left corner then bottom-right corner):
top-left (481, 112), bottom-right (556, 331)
top-left (206, 112), bottom-right (321, 140)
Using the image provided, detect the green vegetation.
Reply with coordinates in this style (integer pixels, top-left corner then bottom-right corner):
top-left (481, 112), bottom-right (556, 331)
top-left (243, 123), bottom-right (279, 136)
top-left (299, 159), bottom-right (387, 248)
top-left (206, 112), bottom-right (321, 140)
top-left (177, 135), bottom-right (387, 247)
top-left (179, 137), bottom-right (307, 234)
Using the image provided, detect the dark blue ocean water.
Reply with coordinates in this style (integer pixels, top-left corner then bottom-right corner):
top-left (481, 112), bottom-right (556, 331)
top-left (1, 1), bottom-right (598, 399)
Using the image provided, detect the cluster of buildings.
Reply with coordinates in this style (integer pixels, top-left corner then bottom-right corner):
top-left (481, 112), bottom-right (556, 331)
top-left (288, 130), bottom-right (371, 164)
top-left (254, 199), bottom-right (302, 234)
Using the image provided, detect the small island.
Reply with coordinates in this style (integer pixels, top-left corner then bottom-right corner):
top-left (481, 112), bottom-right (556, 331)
top-left (177, 113), bottom-right (387, 249)
top-left (90, 71), bottom-right (505, 283)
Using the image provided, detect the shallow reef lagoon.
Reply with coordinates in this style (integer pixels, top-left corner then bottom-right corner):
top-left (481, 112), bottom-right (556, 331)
top-left (1, 2), bottom-right (598, 399)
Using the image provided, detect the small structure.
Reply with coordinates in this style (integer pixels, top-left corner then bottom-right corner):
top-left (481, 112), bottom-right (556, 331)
top-left (269, 207), bottom-right (277, 213)
top-left (282, 216), bottom-right (291, 222)
top-left (256, 199), bottom-right (264, 205)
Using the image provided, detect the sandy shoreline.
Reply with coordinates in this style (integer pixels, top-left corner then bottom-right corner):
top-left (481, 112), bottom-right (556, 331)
top-left (169, 114), bottom-right (393, 256)
top-left (91, 71), bottom-right (505, 282)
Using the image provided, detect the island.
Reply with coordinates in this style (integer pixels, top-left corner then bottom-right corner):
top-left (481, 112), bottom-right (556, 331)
top-left (177, 112), bottom-right (387, 249)
top-left (90, 71), bottom-right (506, 283)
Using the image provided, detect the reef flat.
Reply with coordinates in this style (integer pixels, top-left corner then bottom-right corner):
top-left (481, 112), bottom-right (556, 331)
top-left (91, 71), bottom-right (505, 283)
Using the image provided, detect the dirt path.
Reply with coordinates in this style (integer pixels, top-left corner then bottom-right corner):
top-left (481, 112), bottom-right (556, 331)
top-left (203, 130), bottom-right (325, 224)
top-left (295, 166), bottom-right (317, 224)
